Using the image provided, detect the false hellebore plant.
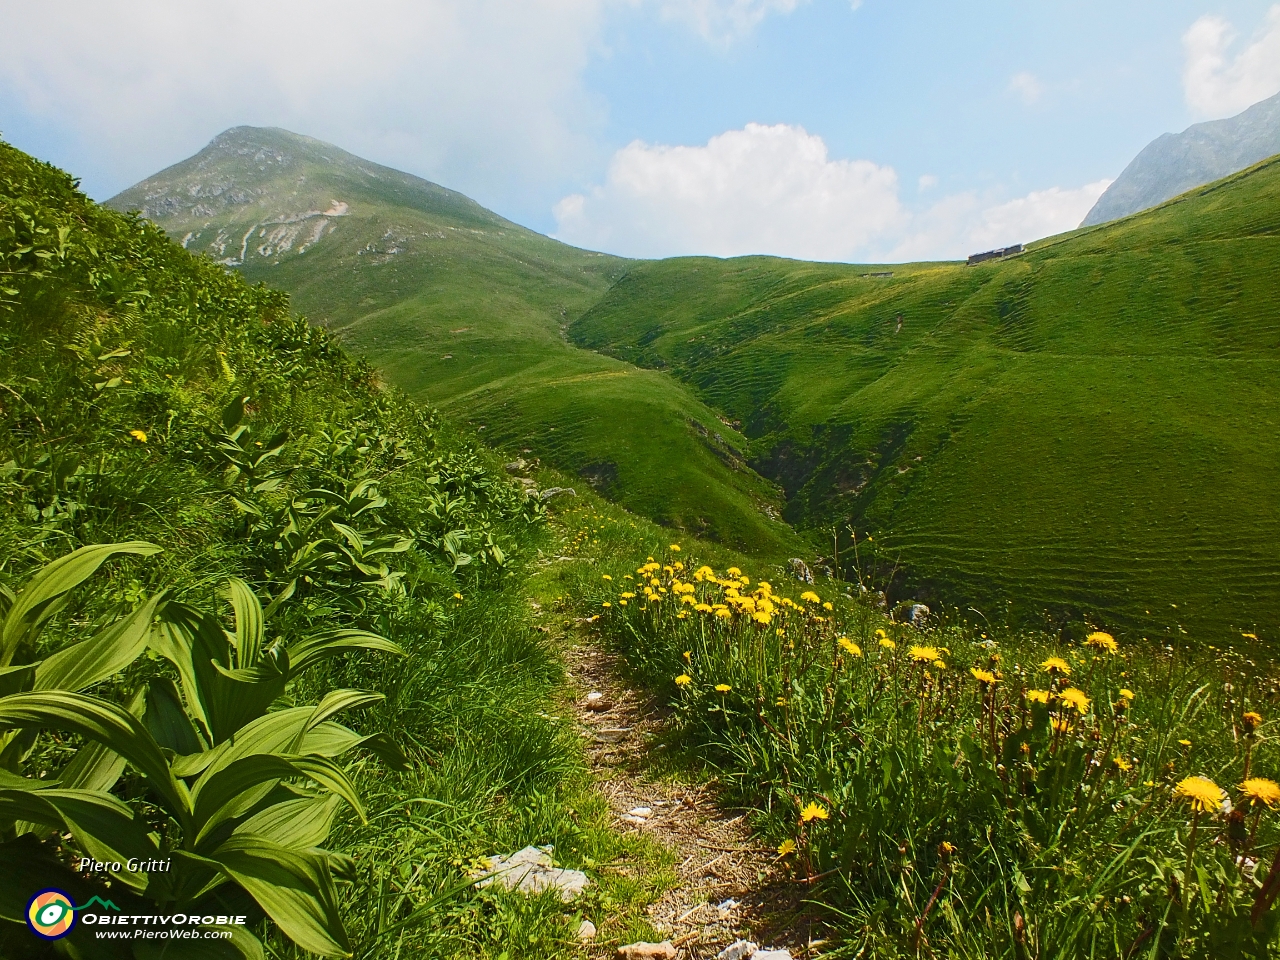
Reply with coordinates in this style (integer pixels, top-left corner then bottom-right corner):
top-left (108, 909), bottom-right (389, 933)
top-left (0, 543), bottom-right (406, 958)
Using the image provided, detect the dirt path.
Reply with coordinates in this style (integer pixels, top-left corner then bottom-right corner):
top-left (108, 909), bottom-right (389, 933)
top-left (564, 635), bottom-right (822, 959)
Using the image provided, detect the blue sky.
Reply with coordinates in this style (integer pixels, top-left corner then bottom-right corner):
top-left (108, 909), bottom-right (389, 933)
top-left (2, 1), bottom-right (1279, 260)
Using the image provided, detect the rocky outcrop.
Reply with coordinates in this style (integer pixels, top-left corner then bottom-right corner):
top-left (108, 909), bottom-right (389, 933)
top-left (1082, 90), bottom-right (1280, 226)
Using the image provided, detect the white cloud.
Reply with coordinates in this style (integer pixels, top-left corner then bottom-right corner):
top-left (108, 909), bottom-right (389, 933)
top-left (554, 123), bottom-right (904, 259)
top-left (555, 123), bottom-right (1111, 262)
top-left (0, 0), bottom-right (609, 207)
top-left (0, 0), bottom-right (803, 207)
top-left (1182, 5), bottom-right (1280, 118)
top-left (885, 179), bottom-right (1112, 262)
top-left (917, 174), bottom-right (939, 192)
top-left (1008, 71), bottom-right (1043, 105)
top-left (655, 0), bottom-right (805, 43)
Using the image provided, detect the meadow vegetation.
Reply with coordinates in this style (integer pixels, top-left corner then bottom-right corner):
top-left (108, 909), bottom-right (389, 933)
top-left (557, 515), bottom-right (1280, 957)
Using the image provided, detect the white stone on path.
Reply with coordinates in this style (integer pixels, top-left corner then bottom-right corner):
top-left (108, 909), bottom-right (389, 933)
top-left (470, 845), bottom-right (589, 902)
top-left (628, 806), bottom-right (653, 818)
top-left (752, 951), bottom-right (794, 960)
top-left (577, 919), bottom-right (597, 940)
top-left (717, 940), bottom-right (757, 960)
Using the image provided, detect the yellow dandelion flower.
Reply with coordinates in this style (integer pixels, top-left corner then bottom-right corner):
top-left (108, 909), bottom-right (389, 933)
top-left (970, 667), bottom-right (997, 685)
top-left (683, 650), bottom-right (691, 661)
top-left (776, 696), bottom-right (787, 706)
top-left (874, 628), bottom-right (887, 639)
top-left (1243, 711), bottom-right (1264, 732)
top-left (601, 601), bottom-right (611, 608)
top-left (727, 567), bottom-right (741, 577)
top-left (1085, 631), bottom-right (1118, 653)
top-left (452, 592), bottom-right (463, 600)
top-left (801, 591), bottom-right (821, 604)
top-left (1051, 716), bottom-right (1072, 733)
top-left (675, 674), bottom-right (692, 687)
top-left (1243, 632), bottom-right (1259, 640)
top-left (1240, 778), bottom-right (1280, 808)
top-left (939, 841), bottom-right (957, 856)
top-left (619, 599), bottom-right (627, 606)
top-left (715, 683), bottom-right (732, 693)
top-left (1058, 687), bottom-right (1090, 714)
top-left (669, 543), bottom-right (681, 552)
top-left (695, 603), bottom-right (713, 613)
top-left (933, 659), bottom-right (947, 669)
top-left (909, 645), bottom-right (941, 663)
top-left (715, 608), bottom-right (732, 620)
top-left (838, 637), bottom-right (862, 657)
top-left (799, 802), bottom-right (828, 823)
top-left (1041, 656), bottom-right (1071, 676)
top-left (777, 839), bottom-right (797, 857)
top-left (1026, 689), bottom-right (1051, 704)
top-left (823, 601), bottom-right (833, 611)
top-left (129, 429), bottom-right (148, 443)
top-left (879, 637), bottom-right (896, 650)
top-left (1113, 756), bottom-right (1133, 772)
top-left (602, 574), bottom-right (613, 581)
top-left (1119, 688), bottom-right (1135, 701)
top-left (1178, 739), bottom-right (1192, 747)
top-left (1175, 776), bottom-right (1226, 813)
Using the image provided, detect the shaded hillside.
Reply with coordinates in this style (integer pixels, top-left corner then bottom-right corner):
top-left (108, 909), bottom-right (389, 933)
top-left (108, 127), bottom-right (800, 555)
top-left (570, 157), bottom-right (1280, 641)
top-left (1082, 90), bottom-right (1280, 225)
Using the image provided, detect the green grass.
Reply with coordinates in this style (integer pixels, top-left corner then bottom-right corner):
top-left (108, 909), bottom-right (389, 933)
top-left (568, 156), bottom-right (1280, 642)
top-left (106, 127), bottom-right (801, 558)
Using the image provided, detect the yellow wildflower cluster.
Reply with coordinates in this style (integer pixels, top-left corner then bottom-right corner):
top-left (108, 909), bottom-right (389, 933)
top-left (617, 558), bottom-right (825, 630)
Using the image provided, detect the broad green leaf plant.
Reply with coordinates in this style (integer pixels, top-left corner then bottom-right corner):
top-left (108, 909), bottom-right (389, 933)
top-left (0, 544), bottom-right (406, 958)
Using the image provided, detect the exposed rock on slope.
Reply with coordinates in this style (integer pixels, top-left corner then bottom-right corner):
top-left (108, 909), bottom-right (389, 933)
top-left (1082, 89), bottom-right (1280, 226)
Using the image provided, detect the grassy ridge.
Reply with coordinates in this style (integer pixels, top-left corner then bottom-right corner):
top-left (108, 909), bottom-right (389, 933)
top-left (107, 127), bottom-right (800, 556)
top-left (568, 157), bottom-right (1280, 641)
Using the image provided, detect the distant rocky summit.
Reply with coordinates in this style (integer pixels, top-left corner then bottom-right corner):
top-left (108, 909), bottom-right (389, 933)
top-left (1081, 89), bottom-right (1280, 226)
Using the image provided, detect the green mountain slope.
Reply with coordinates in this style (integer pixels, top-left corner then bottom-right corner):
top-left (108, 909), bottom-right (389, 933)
top-left (569, 156), bottom-right (1280, 641)
top-left (108, 127), bottom-right (799, 555)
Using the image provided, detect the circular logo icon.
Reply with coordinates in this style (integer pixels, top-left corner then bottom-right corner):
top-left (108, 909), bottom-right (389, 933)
top-left (26, 889), bottom-right (76, 940)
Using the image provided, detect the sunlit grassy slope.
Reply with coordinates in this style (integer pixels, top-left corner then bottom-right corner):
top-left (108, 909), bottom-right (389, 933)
top-left (569, 156), bottom-right (1280, 641)
top-left (108, 127), bottom-right (800, 555)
